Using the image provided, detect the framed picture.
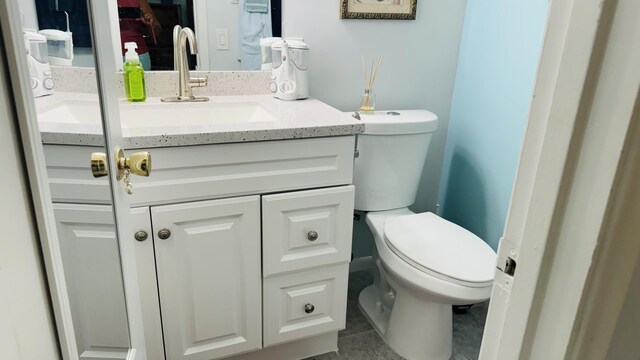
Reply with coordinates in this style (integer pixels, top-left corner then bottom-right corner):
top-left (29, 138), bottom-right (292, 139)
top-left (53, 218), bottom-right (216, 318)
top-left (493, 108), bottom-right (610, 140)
top-left (340, 0), bottom-right (417, 20)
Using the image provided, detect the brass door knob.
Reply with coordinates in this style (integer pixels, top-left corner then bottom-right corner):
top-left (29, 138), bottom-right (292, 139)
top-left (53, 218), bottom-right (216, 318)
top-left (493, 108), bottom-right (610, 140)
top-left (91, 152), bottom-right (109, 178)
top-left (304, 303), bottom-right (315, 314)
top-left (115, 148), bottom-right (152, 180)
top-left (128, 151), bottom-right (152, 177)
top-left (307, 231), bottom-right (318, 241)
top-left (91, 148), bottom-right (152, 179)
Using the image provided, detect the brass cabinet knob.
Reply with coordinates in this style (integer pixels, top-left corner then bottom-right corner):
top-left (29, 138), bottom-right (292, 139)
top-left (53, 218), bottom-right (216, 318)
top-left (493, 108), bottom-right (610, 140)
top-left (158, 228), bottom-right (172, 240)
top-left (134, 231), bottom-right (148, 242)
top-left (90, 152), bottom-right (109, 178)
top-left (307, 231), bottom-right (318, 241)
top-left (304, 303), bottom-right (315, 314)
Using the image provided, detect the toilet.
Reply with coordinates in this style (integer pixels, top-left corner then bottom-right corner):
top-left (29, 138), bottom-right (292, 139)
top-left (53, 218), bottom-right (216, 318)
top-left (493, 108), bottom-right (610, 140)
top-left (352, 110), bottom-right (497, 360)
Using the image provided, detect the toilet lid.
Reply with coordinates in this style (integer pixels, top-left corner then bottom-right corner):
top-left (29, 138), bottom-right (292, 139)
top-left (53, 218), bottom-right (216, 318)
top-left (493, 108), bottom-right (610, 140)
top-left (384, 212), bottom-right (497, 286)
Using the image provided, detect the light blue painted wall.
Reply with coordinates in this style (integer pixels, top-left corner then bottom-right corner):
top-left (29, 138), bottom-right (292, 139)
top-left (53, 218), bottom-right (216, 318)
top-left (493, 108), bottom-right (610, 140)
top-left (438, 0), bottom-right (548, 250)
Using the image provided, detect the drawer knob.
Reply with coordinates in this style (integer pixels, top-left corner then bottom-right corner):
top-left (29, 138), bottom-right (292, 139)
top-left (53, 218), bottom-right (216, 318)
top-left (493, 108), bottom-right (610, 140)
top-left (304, 303), bottom-right (315, 314)
top-left (158, 229), bottom-right (172, 240)
top-left (134, 230), bottom-right (148, 242)
top-left (307, 231), bottom-right (319, 241)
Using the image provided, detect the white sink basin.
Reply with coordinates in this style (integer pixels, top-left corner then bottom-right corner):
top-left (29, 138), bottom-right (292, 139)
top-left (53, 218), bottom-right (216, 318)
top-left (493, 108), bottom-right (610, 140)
top-left (122, 102), bottom-right (277, 128)
top-left (38, 100), bottom-right (100, 125)
top-left (38, 99), bottom-right (278, 129)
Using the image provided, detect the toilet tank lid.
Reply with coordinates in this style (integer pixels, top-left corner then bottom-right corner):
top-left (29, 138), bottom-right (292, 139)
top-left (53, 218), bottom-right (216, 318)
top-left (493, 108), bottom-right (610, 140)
top-left (353, 110), bottom-right (438, 135)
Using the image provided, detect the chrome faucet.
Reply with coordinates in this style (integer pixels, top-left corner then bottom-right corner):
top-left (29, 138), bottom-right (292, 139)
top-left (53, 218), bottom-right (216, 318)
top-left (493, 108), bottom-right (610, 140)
top-left (162, 26), bottom-right (209, 102)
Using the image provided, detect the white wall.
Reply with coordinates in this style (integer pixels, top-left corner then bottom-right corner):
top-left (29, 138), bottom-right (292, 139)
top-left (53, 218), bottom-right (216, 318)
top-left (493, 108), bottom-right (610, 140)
top-left (283, 0), bottom-right (467, 215)
top-left (0, 46), bottom-right (59, 360)
top-left (18, 0), bottom-right (39, 30)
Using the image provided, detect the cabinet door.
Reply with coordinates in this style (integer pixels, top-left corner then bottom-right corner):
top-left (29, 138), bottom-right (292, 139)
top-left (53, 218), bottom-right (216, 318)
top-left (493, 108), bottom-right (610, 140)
top-left (53, 204), bottom-right (150, 360)
top-left (152, 196), bottom-right (262, 360)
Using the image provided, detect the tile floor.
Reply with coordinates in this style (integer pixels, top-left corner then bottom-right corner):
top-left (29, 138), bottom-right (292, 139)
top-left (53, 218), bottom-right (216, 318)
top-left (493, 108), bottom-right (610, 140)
top-left (306, 271), bottom-right (489, 360)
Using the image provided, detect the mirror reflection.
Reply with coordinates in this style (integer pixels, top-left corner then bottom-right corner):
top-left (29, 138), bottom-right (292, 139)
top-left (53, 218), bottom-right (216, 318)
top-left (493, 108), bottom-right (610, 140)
top-left (32, 0), bottom-right (282, 71)
top-left (22, 2), bottom-right (134, 358)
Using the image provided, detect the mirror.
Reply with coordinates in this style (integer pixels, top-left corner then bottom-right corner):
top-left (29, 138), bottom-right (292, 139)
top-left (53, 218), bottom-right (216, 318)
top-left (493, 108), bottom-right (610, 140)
top-left (25, 9), bottom-right (135, 360)
top-left (32, 0), bottom-right (282, 71)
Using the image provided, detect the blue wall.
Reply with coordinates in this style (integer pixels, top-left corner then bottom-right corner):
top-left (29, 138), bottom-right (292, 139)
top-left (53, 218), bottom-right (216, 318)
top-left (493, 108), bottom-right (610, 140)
top-left (438, 0), bottom-right (548, 250)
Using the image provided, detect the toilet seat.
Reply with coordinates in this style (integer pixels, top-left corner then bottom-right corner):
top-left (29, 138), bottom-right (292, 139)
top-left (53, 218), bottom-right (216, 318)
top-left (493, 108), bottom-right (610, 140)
top-left (384, 212), bottom-right (496, 288)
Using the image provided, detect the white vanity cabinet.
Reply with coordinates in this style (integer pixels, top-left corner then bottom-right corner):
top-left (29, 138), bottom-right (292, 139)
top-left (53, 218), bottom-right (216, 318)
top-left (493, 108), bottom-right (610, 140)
top-left (46, 136), bottom-right (356, 360)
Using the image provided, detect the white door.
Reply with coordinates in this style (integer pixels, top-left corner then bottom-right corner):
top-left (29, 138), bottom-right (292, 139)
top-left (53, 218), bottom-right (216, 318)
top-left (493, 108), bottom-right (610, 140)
top-left (53, 205), bottom-right (165, 360)
top-left (84, 1), bottom-right (149, 359)
top-left (152, 196), bottom-right (262, 360)
top-left (480, 0), bottom-right (640, 358)
top-left (53, 204), bottom-right (131, 360)
top-left (0, 1), bottom-right (151, 359)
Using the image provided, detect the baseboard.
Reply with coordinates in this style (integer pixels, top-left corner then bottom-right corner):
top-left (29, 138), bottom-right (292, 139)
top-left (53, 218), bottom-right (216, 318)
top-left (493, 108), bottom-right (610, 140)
top-left (350, 256), bottom-right (374, 273)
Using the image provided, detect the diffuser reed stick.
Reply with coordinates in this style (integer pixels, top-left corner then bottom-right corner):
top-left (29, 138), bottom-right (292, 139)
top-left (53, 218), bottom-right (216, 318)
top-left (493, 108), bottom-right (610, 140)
top-left (360, 56), bottom-right (383, 113)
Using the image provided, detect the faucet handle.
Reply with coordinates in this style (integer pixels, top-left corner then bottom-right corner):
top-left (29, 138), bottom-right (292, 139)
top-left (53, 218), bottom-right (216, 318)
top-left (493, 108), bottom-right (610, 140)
top-left (189, 77), bottom-right (208, 88)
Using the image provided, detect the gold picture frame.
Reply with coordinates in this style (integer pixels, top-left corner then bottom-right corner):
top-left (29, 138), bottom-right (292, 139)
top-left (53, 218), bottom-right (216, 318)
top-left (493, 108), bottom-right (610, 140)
top-left (340, 0), bottom-right (417, 20)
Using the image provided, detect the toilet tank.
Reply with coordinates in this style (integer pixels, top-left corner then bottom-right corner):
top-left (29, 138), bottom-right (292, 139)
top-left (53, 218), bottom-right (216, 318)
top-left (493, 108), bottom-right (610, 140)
top-left (353, 110), bottom-right (438, 211)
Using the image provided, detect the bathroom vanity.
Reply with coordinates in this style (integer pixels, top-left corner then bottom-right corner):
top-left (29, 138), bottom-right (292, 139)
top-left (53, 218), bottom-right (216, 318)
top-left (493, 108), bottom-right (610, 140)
top-left (38, 92), bottom-right (363, 360)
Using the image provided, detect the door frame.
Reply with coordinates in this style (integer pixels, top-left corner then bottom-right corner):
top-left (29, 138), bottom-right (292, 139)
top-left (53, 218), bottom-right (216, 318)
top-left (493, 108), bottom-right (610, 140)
top-left (192, 0), bottom-right (211, 70)
top-left (480, 0), bottom-right (640, 358)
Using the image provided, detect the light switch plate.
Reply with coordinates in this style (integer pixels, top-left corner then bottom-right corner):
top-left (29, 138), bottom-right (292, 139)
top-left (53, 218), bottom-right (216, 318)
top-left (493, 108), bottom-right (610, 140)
top-left (216, 29), bottom-right (229, 50)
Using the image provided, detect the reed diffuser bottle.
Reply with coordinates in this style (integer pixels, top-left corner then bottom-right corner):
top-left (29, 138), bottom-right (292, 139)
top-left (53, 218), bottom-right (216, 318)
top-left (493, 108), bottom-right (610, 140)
top-left (359, 56), bottom-right (383, 113)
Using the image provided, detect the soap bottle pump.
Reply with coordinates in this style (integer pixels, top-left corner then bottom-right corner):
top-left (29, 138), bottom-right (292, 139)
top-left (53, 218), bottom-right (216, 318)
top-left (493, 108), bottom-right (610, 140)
top-left (124, 42), bottom-right (146, 102)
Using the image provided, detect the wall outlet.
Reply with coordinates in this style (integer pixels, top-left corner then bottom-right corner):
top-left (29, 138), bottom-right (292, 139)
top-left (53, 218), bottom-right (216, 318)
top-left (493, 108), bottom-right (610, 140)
top-left (216, 29), bottom-right (229, 50)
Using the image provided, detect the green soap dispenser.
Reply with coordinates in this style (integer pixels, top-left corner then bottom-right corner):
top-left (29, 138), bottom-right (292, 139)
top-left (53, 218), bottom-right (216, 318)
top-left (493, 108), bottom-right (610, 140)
top-left (124, 42), bottom-right (146, 102)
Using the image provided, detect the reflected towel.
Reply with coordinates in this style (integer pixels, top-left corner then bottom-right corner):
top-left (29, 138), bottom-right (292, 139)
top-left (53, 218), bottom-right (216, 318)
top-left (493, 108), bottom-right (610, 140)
top-left (239, 0), bottom-right (272, 70)
top-left (245, 0), bottom-right (269, 13)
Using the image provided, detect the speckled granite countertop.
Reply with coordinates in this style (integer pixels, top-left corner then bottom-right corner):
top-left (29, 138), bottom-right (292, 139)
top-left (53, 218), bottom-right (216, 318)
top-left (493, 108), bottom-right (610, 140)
top-left (36, 92), bottom-right (363, 149)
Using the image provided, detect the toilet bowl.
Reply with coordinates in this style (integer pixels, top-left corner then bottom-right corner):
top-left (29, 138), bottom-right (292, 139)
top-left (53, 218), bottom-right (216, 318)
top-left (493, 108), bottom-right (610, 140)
top-left (359, 208), bottom-right (496, 360)
top-left (351, 110), bottom-right (497, 360)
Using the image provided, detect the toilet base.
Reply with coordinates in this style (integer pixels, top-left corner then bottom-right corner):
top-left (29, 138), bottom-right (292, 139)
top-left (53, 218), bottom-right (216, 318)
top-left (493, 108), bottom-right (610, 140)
top-left (359, 283), bottom-right (452, 360)
top-left (358, 285), bottom-right (391, 336)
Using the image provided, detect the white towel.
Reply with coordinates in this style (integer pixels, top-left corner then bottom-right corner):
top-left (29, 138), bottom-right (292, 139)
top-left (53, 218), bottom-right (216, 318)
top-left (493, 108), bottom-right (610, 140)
top-left (239, 0), bottom-right (272, 70)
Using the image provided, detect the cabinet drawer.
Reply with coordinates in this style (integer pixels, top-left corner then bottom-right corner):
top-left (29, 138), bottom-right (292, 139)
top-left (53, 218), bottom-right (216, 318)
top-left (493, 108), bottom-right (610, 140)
top-left (263, 264), bottom-right (348, 346)
top-left (262, 186), bottom-right (354, 276)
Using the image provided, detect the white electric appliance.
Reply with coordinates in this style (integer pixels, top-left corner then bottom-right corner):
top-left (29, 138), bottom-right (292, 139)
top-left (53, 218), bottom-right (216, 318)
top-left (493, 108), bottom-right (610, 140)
top-left (270, 38), bottom-right (309, 100)
top-left (39, 11), bottom-right (74, 66)
top-left (24, 30), bottom-right (54, 97)
top-left (39, 29), bottom-right (74, 66)
top-left (259, 37), bottom-right (281, 70)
